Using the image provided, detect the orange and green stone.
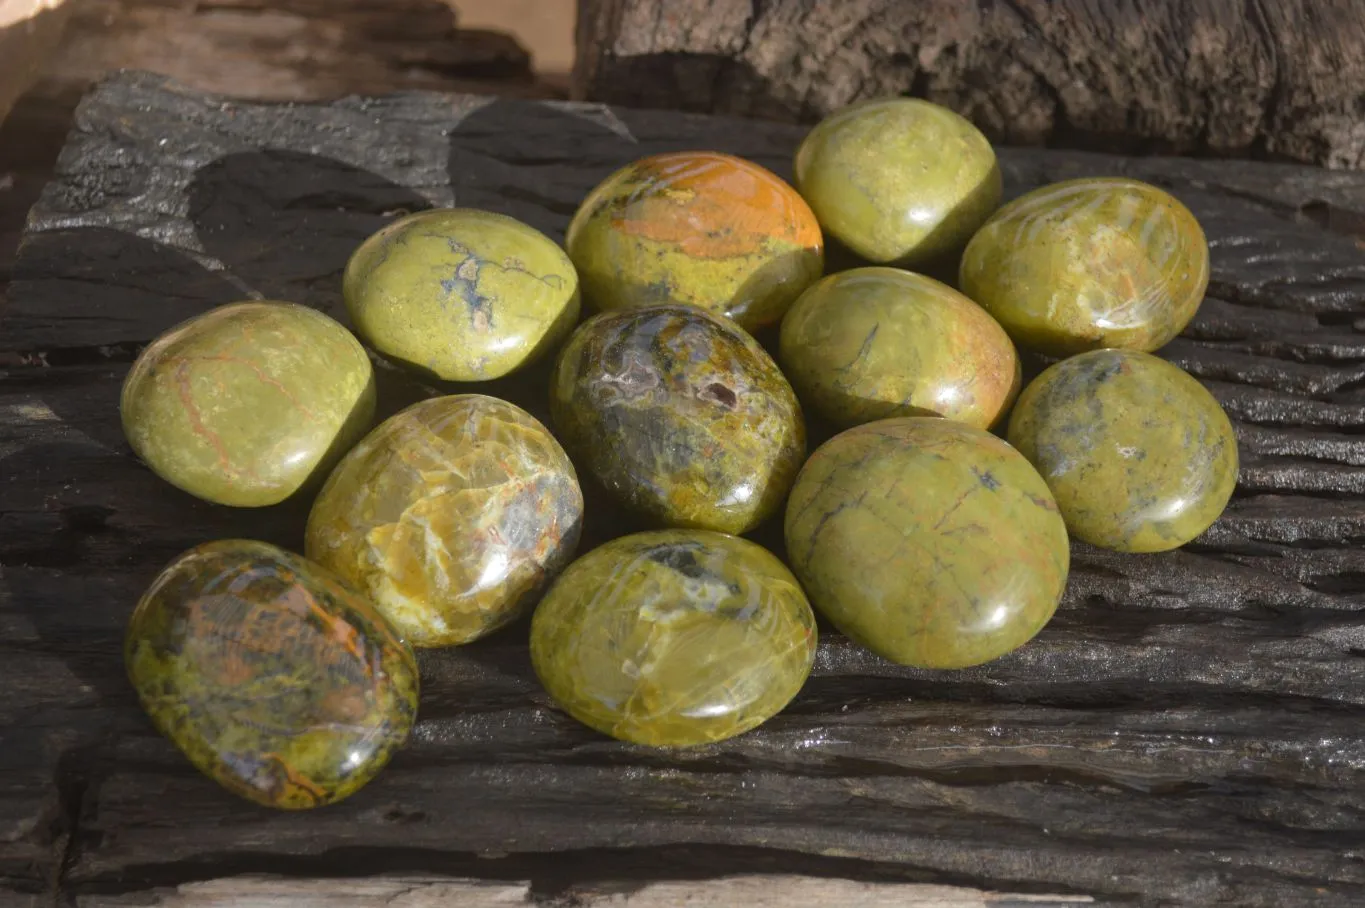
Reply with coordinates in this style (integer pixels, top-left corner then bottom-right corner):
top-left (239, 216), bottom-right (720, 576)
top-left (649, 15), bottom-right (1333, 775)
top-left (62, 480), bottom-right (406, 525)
top-left (565, 151), bottom-right (824, 332)
top-left (306, 394), bottom-right (583, 647)
top-left (125, 539), bottom-right (419, 809)
top-left (550, 304), bottom-right (806, 535)
top-left (959, 177), bottom-right (1210, 356)
top-left (344, 208), bottom-right (580, 381)
top-left (120, 301), bottom-right (376, 507)
top-left (793, 97), bottom-right (1002, 268)
top-left (779, 267), bottom-right (1020, 430)
top-left (1007, 349), bottom-right (1239, 553)
top-left (785, 418), bottom-right (1069, 669)
top-left (530, 530), bottom-right (817, 747)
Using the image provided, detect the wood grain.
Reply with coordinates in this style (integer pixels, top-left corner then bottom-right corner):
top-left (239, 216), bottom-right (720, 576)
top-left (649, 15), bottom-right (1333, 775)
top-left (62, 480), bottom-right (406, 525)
top-left (3, 71), bottom-right (1365, 905)
top-left (573, 0), bottom-right (1365, 170)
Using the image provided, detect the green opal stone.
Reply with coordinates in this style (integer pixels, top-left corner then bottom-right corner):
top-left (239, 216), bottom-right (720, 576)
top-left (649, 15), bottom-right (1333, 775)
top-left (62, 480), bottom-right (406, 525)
top-left (121, 301), bottom-right (376, 507)
top-left (306, 394), bottom-right (584, 647)
top-left (793, 98), bottom-right (1002, 267)
top-left (565, 151), bottom-right (824, 332)
top-left (344, 208), bottom-right (580, 381)
top-left (1007, 349), bottom-right (1238, 553)
top-left (779, 267), bottom-right (1020, 430)
top-left (785, 418), bottom-right (1069, 669)
top-left (530, 530), bottom-right (817, 747)
top-left (549, 304), bottom-right (806, 535)
top-left (959, 177), bottom-right (1210, 356)
top-left (125, 539), bottom-right (419, 809)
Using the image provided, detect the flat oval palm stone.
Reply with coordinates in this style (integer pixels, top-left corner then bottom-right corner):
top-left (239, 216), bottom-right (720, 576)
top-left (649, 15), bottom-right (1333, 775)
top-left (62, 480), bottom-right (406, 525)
top-left (530, 530), bottom-right (817, 747)
top-left (344, 208), bottom-right (580, 381)
top-left (306, 394), bottom-right (583, 646)
top-left (960, 177), bottom-right (1209, 356)
top-left (785, 418), bottom-right (1069, 669)
top-left (125, 539), bottom-right (418, 809)
top-left (550, 304), bottom-right (806, 534)
top-left (121, 301), bottom-right (376, 507)
top-left (779, 267), bottom-right (1020, 429)
top-left (565, 151), bottom-right (823, 332)
top-left (1007, 349), bottom-right (1238, 552)
top-left (794, 98), bottom-right (1002, 267)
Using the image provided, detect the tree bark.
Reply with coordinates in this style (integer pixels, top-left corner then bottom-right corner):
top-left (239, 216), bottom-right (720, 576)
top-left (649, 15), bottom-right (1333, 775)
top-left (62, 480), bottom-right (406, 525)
top-left (572, 0), bottom-right (1365, 169)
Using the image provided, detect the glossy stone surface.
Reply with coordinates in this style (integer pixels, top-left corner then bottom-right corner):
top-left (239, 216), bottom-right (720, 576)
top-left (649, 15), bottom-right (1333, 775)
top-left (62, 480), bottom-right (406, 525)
top-left (785, 418), bottom-right (1069, 669)
top-left (550, 304), bottom-right (806, 534)
top-left (344, 208), bottom-right (580, 381)
top-left (121, 301), bottom-right (376, 508)
top-left (960, 177), bottom-right (1210, 356)
top-left (793, 98), bottom-right (1002, 267)
top-left (565, 151), bottom-right (823, 332)
top-left (125, 539), bottom-right (418, 809)
top-left (779, 267), bottom-right (1020, 430)
top-left (530, 530), bottom-right (817, 747)
top-left (306, 394), bottom-right (583, 647)
top-left (1007, 349), bottom-right (1238, 553)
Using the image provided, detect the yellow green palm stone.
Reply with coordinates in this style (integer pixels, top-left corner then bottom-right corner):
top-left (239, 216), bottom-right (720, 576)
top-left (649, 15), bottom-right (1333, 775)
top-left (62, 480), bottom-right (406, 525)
top-left (530, 530), bottom-right (817, 747)
top-left (343, 208), bottom-right (580, 381)
top-left (960, 177), bottom-right (1209, 356)
top-left (779, 267), bottom-right (1020, 430)
top-left (306, 394), bottom-right (584, 646)
top-left (126, 539), bottom-right (418, 809)
top-left (785, 418), bottom-right (1069, 669)
top-left (121, 301), bottom-right (376, 507)
top-left (1007, 349), bottom-right (1238, 553)
top-left (794, 98), bottom-right (1002, 267)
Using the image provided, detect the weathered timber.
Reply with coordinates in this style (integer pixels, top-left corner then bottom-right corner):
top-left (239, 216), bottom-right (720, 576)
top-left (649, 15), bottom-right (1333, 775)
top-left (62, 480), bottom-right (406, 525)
top-left (573, 0), bottom-right (1365, 169)
top-left (3, 71), bottom-right (1365, 906)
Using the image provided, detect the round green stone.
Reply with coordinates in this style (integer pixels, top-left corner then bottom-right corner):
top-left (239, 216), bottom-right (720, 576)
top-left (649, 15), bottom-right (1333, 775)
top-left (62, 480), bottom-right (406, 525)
top-left (529, 530), bottom-right (817, 747)
top-left (306, 394), bottom-right (584, 647)
top-left (959, 177), bottom-right (1210, 356)
top-left (550, 304), bottom-right (806, 535)
top-left (779, 267), bottom-right (1020, 430)
top-left (343, 208), bottom-right (580, 381)
top-left (784, 418), bottom-right (1069, 669)
top-left (121, 301), bottom-right (376, 508)
top-left (565, 151), bottom-right (824, 332)
top-left (793, 97), bottom-right (1002, 267)
top-left (1007, 349), bottom-right (1238, 553)
top-left (125, 539), bottom-right (419, 809)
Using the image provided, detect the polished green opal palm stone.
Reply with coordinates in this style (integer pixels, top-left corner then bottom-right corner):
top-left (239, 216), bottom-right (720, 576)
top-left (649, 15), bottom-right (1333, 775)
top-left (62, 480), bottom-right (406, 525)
top-left (959, 177), bottom-right (1209, 356)
top-left (344, 208), bottom-right (580, 381)
top-left (125, 539), bottom-right (419, 809)
top-left (779, 267), bottom-right (1020, 430)
top-left (530, 530), bottom-right (817, 747)
top-left (306, 394), bottom-right (584, 647)
top-left (1007, 349), bottom-right (1238, 553)
top-left (785, 418), bottom-right (1069, 669)
top-left (793, 98), bottom-right (1002, 267)
top-left (565, 151), bottom-right (824, 332)
top-left (121, 301), bottom-right (376, 507)
top-left (550, 304), bottom-right (806, 534)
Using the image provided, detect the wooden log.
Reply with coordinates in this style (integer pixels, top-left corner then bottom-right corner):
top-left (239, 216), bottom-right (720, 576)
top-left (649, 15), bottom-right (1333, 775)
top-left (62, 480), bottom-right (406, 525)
top-left (4, 71), bottom-right (1365, 905)
top-left (573, 0), bottom-right (1365, 169)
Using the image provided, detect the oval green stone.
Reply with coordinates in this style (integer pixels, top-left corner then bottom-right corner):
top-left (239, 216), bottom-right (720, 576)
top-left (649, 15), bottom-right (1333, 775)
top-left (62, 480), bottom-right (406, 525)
top-left (549, 304), bottom-right (806, 535)
top-left (779, 267), bottom-right (1021, 430)
top-left (344, 208), bottom-right (580, 381)
top-left (785, 418), bottom-right (1070, 669)
top-left (529, 530), bottom-right (817, 747)
top-left (306, 394), bottom-right (584, 647)
top-left (121, 301), bottom-right (376, 507)
top-left (125, 539), bottom-right (419, 809)
top-left (1007, 349), bottom-right (1238, 553)
top-left (793, 97), bottom-right (1002, 267)
top-left (959, 177), bottom-right (1210, 356)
